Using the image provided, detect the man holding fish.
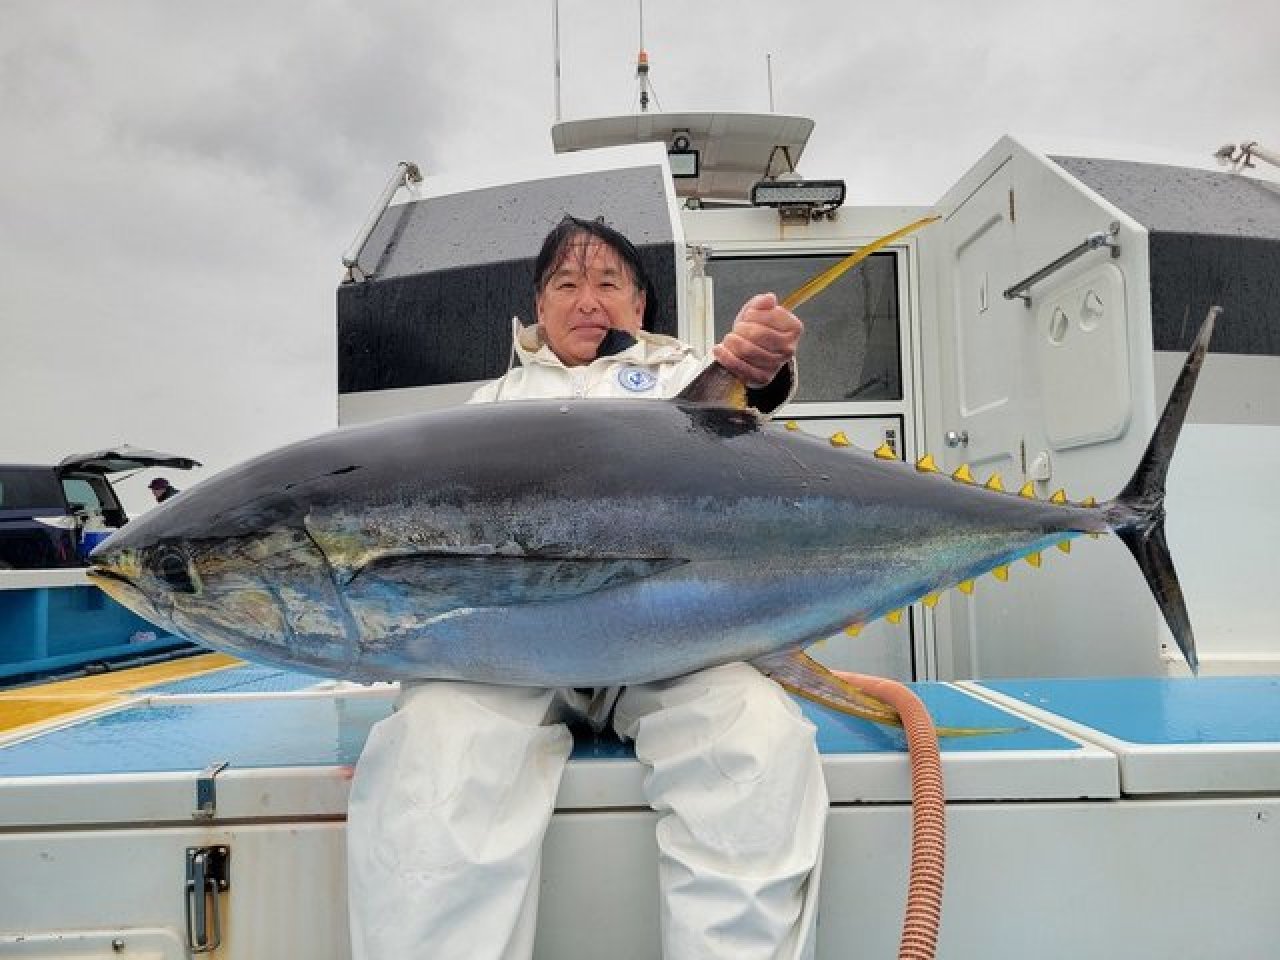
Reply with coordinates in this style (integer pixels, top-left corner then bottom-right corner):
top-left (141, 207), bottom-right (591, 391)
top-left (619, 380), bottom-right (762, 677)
top-left (346, 215), bottom-right (827, 960)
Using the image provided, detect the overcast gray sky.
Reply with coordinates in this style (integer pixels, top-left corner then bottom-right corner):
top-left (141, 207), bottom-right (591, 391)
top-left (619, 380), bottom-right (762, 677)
top-left (2, 0), bottom-right (1276, 512)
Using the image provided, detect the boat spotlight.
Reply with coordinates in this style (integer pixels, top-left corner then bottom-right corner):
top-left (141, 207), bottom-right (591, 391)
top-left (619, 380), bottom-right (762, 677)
top-left (750, 177), bottom-right (846, 221)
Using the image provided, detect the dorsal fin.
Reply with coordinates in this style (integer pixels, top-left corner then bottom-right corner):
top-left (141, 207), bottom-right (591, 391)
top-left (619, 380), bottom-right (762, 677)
top-left (675, 362), bottom-right (749, 409)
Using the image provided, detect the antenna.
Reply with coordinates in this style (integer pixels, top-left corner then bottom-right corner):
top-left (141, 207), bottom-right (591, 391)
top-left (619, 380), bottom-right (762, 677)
top-left (1216, 141), bottom-right (1280, 173)
top-left (766, 53), bottom-right (775, 112)
top-left (634, 0), bottom-right (661, 112)
top-left (552, 0), bottom-right (562, 122)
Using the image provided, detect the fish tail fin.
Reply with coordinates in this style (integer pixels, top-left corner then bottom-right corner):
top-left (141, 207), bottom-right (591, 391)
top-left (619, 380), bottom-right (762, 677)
top-left (1105, 306), bottom-right (1219, 673)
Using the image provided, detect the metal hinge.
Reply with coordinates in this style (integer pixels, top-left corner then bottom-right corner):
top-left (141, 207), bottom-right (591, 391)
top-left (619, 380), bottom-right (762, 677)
top-left (185, 845), bottom-right (231, 953)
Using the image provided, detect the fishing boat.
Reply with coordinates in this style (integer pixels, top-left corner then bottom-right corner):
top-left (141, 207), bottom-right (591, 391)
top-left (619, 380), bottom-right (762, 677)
top-left (3, 82), bottom-right (1279, 957)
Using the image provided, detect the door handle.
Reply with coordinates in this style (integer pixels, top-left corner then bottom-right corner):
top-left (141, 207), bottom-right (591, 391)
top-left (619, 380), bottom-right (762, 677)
top-left (945, 430), bottom-right (969, 448)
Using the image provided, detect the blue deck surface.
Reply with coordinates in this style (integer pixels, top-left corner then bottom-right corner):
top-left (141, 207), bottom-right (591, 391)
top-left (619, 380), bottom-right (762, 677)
top-left (982, 676), bottom-right (1280, 745)
top-left (0, 666), bottom-right (1074, 777)
top-left (800, 683), bottom-right (1072, 753)
top-left (572, 686), bottom-right (1072, 759)
top-left (0, 695), bottom-right (393, 775)
top-left (148, 663), bottom-right (325, 696)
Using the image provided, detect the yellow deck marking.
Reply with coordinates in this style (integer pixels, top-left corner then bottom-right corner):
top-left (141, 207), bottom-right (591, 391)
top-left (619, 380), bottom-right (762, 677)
top-left (0, 653), bottom-right (241, 738)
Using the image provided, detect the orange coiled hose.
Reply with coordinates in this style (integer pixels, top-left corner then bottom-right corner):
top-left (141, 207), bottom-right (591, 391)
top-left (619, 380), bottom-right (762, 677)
top-left (837, 671), bottom-right (946, 960)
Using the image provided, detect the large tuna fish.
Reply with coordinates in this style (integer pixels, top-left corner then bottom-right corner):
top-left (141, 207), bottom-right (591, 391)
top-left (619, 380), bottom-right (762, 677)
top-left (89, 311), bottom-right (1217, 697)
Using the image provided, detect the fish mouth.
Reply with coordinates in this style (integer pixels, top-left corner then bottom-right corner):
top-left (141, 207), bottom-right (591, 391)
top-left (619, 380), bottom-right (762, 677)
top-left (86, 565), bottom-right (132, 588)
top-left (87, 564), bottom-right (172, 624)
top-left (86, 564), bottom-right (142, 604)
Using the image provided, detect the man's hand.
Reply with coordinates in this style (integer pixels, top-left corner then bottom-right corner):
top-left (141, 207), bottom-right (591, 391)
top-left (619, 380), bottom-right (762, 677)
top-left (712, 293), bottom-right (803, 388)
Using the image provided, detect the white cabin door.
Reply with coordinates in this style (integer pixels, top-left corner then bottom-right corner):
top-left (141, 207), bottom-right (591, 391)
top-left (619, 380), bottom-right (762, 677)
top-left (929, 160), bottom-right (1025, 678)
top-left (926, 144), bottom-right (1167, 680)
top-left (938, 160), bottom-right (1023, 483)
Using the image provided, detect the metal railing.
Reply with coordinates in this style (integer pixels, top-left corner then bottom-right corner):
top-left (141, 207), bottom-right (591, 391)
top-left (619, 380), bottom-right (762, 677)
top-left (1003, 222), bottom-right (1120, 306)
top-left (341, 161), bottom-right (424, 282)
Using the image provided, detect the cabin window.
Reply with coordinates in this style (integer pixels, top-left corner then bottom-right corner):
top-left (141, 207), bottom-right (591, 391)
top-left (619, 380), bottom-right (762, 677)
top-left (707, 252), bottom-right (902, 403)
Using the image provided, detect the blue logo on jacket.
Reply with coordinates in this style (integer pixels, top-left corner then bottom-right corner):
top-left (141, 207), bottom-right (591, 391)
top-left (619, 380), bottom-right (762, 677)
top-left (617, 367), bottom-right (658, 392)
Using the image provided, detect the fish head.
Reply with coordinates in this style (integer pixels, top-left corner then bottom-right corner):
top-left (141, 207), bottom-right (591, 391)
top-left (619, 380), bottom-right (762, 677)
top-left (86, 534), bottom-right (178, 628)
top-left (87, 484), bottom-right (354, 671)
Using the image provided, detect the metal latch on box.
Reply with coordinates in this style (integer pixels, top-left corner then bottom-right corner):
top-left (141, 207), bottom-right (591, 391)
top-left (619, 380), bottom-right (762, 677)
top-left (185, 845), bottom-right (231, 953)
top-left (194, 760), bottom-right (229, 820)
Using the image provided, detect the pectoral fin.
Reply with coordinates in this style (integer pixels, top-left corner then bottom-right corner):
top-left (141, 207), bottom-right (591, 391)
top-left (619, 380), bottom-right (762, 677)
top-left (350, 553), bottom-right (684, 610)
top-left (752, 650), bottom-right (902, 726)
top-left (752, 649), bottom-right (1017, 737)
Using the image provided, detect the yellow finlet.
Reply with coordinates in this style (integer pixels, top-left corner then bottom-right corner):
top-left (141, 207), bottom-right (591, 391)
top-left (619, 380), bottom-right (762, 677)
top-left (1057, 540), bottom-right (1072, 554)
top-left (885, 609), bottom-right (904, 624)
top-left (843, 623), bottom-right (862, 637)
top-left (1018, 482), bottom-right (1037, 499)
top-left (993, 565), bottom-right (1010, 581)
top-left (985, 473), bottom-right (1005, 492)
top-left (958, 579), bottom-right (975, 595)
top-left (873, 442), bottom-right (897, 460)
top-left (915, 453), bottom-right (940, 473)
top-left (830, 431), bottom-right (852, 447)
top-left (1026, 552), bottom-right (1043, 568)
top-left (922, 593), bottom-right (941, 608)
top-left (1050, 489), bottom-right (1068, 504)
top-left (784, 420), bottom-right (800, 431)
top-left (952, 464), bottom-right (974, 483)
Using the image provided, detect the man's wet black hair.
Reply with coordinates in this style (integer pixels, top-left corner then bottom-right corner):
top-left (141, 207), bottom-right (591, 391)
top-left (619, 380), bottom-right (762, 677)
top-left (533, 215), bottom-right (659, 330)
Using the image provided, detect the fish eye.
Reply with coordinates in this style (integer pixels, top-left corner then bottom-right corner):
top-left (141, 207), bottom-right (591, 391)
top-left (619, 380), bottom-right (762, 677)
top-left (153, 546), bottom-right (200, 595)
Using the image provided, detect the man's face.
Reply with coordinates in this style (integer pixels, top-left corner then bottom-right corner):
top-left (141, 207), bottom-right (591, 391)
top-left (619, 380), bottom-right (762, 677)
top-left (536, 238), bottom-right (646, 366)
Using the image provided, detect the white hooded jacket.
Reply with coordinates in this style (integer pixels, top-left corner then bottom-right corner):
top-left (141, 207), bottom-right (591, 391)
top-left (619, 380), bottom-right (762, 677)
top-left (469, 319), bottom-right (796, 408)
